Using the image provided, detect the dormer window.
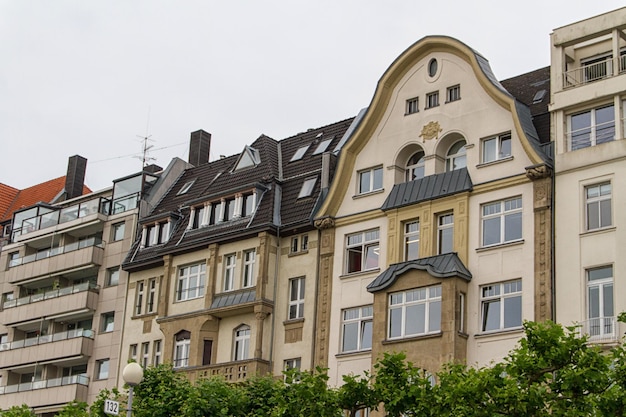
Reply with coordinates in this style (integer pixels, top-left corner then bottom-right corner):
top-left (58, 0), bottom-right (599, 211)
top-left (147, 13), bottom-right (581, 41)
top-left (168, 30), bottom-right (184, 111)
top-left (143, 221), bottom-right (171, 248)
top-left (242, 193), bottom-right (256, 217)
top-left (234, 146), bottom-right (260, 171)
top-left (177, 180), bottom-right (195, 195)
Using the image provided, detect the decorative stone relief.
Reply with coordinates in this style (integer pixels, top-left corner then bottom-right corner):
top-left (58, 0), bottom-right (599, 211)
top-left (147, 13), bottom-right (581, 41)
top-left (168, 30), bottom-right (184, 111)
top-left (419, 121), bottom-right (442, 142)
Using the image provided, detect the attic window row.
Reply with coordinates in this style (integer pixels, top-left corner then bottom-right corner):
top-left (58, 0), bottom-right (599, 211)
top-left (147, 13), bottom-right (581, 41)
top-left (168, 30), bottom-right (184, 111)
top-left (142, 221), bottom-right (171, 248)
top-left (290, 135), bottom-right (335, 162)
top-left (405, 84), bottom-right (461, 115)
top-left (188, 191), bottom-right (257, 230)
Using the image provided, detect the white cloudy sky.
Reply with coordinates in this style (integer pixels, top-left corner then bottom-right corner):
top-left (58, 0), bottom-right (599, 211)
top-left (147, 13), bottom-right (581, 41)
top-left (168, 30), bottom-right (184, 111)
top-left (1, 1), bottom-right (622, 191)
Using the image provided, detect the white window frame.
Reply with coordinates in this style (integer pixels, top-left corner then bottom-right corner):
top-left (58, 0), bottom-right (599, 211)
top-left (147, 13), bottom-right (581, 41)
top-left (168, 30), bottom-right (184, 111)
top-left (135, 281), bottom-right (144, 315)
top-left (358, 166), bottom-right (383, 195)
top-left (404, 220), bottom-right (420, 261)
top-left (437, 213), bottom-right (454, 254)
top-left (446, 84), bottom-right (460, 102)
top-left (480, 280), bottom-right (522, 333)
top-left (568, 104), bottom-right (615, 151)
top-left (446, 140), bottom-right (467, 171)
top-left (176, 263), bottom-right (206, 301)
top-left (341, 305), bottom-right (373, 353)
top-left (345, 229), bottom-right (380, 274)
top-left (388, 286), bottom-right (442, 339)
top-left (482, 133), bottom-right (512, 163)
top-left (585, 182), bottom-right (612, 231)
top-left (406, 97), bottom-right (419, 114)
top-left (587, 266), bottom-right (614, 339)
top-left (153, 340), bottom-right (162, 366)
top-left (288, 277), bottom-right (305, 320)
top-left (174, 338), bottom-right (190, 368)
top-left (129, 344), bottom-right (137, 362)
top-left (141, 342), bottom-right (150, 368)
top-left (233, 325), bottom-right (250, 361)
top-left (147, 278), bottom-right (157, 313)
top-left (223, 254), bottom-right (236, 291)
top-left (481, 197), bottom-right (523, 247)
top-left (242, 249), bottom-right (256, 288)
top-left (425, 91), bottom-right (439, 109)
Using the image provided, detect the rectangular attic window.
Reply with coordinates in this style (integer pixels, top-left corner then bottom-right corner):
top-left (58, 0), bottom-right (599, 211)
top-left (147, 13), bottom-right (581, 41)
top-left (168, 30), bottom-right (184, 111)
top-left (298, 177), bottom-right (317, 198)
top-left (313, 138), bottom-right (333, 155)
top-left (177, 180), bottom-right (195, 195)
top-left (291, 145), bottom-right (310, 161)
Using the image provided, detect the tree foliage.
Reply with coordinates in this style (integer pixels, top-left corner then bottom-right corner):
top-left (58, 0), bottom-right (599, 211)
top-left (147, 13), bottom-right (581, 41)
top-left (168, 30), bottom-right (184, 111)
top-left (6, 320), bottom-right (626, 416)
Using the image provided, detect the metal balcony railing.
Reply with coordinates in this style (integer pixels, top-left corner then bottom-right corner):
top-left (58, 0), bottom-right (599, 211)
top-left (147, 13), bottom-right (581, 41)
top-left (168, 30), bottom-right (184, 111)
top-left (581, 316), bottom-right (617, 343)
top-left (2, 282), bottom-right (98, 309)
top-left (0, 374), bottom-right (89, 395)
top-left (8, 237), bottom-right (104, 268)
top-left (563, 56), bottom-right (625, 88)
top-left (567, 120), bottom-right (616, 151)
top-left (0, 329), bottom-right (94, 351)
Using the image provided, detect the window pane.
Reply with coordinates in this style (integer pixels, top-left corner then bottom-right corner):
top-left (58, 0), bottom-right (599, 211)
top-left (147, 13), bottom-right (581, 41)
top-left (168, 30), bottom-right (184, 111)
top-left (500, 136), bottom-right (511, 157)
top-left (372, 168), bottom-right (383, 190)
top-left (503, 295), bottom-right (522, 328)
top-left (571, 111), bottom-right (591, 150)
top-left (483, 217), bottom-right (501, 246)
top-left (389, 308), bottom-right (402, 338)
top-left (406, 304), bottom-right (425, 335)
top-left (587, 202), bottom-right (599, 230)
top-left (405, 238), bottom-right (419, 260)
top-left (600, 199), bottom-right (611, 228)
top-left (588, 266), bottom-right (612, 281)
top-left (359, 171), bottom-right (370, 193)
top-left (347, 247), bottom-right (363, 273)
top-left (342, 322), bottom-right (358, 352)
top-left (483, 138), bottom-right (496, 162)
top-left (504, 212), bottom-right (522, 241)
top-left (603, 284), bottom-right (614, 317)
top-left (364, 244), bottom-right (379, 269)
top-left (588, 286), bottom-right (600, 318)
top-left (429, 300), bottom-right (441, 332)
top-left (482, 300), bottom-right (500, 331)
top-left (595, 105), bottom-right (615, 144)
top-left (361, 321), bottom-right (372, 350)
top-left (439, 227), bottom-right (453, 254)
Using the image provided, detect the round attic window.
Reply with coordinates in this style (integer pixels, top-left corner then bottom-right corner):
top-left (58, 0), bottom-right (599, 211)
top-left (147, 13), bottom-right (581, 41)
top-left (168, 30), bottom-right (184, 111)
top-left (428, 58), bottom-right (438, 77)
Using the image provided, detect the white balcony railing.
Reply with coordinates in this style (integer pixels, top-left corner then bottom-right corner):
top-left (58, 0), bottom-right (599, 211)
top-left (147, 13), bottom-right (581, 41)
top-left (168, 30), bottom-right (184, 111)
top-left (563, 56), bottom-right (626, 88)
top-left (0, 329), bottom-right (94, 352)
top-left (581, 317), bottom-right (617, 343)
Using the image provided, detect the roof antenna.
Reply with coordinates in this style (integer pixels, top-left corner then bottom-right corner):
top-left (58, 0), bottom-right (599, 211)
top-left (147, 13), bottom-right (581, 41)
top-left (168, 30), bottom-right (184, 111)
top-left (135, 106), bottom-right (156, 168)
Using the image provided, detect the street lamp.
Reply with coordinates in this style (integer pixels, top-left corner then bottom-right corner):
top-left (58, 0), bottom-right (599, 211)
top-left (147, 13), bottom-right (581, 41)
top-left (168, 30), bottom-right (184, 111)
top-left (122, 362), bottom-right (144, 417)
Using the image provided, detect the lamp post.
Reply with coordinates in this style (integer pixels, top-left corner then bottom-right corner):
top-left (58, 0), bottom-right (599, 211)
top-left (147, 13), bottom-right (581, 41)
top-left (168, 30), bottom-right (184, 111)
top-left (122, 362), bottom-right (144, 417)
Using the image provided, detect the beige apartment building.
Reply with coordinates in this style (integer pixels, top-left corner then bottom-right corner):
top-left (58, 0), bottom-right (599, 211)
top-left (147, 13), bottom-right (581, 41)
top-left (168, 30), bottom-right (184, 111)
top-left (551, 8), bottom-right (626, 344)
top-left (0, 156), bottom-right (186, 415)
top-left (314, 35), bottom-right (553, 387)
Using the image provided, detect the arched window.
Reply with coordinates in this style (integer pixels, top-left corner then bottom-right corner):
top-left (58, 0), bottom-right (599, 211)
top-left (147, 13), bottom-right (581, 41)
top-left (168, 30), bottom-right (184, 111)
top-left (446, 140), bottom-right (467, 171)
top-left (405, 151), bottom-right (425, 181)
top-left (233, 325), bottom-right (250, 361)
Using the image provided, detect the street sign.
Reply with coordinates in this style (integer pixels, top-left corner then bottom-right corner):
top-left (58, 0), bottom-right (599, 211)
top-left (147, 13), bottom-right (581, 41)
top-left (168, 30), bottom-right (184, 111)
top-left (104, 399), bottom-right (120, 416)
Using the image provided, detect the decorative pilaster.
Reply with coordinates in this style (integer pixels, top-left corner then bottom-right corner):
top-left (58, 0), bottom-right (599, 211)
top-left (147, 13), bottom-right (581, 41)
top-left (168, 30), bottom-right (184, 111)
top-left (254, 307), bottom-right (269, 358)
top-left (313, 217), bottom-right (335, 368)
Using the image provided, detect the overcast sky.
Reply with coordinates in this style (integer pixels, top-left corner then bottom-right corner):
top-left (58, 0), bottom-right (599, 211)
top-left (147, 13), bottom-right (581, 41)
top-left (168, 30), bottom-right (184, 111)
top-left (1, 1), bottom-right (623, 191)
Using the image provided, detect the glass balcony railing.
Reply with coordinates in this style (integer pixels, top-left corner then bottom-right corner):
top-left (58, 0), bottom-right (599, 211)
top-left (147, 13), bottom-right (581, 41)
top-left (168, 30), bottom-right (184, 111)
top-left (2, 282), bottom-right (98, 309)
top-left (11, 197), bottom-right (111, 241)
top-left (0, 374), bottom-right (89, 395)
top-left (0, 329), bottom-right (94, 351)
top-left (8, 237), bottom-right (104, 268)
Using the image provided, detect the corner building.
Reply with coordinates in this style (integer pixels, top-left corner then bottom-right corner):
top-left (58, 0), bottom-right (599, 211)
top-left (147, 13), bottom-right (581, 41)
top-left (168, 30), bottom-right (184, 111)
top-left (314, 36), bottom-right (553, 387)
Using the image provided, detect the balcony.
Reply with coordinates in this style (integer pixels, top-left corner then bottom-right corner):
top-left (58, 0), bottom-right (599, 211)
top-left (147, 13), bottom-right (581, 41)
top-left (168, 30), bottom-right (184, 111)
top-left (7, 238), bottom-right (104, 284)
top-left (2, 283), bottom-right (99, 326)
top-left (580, 317), bottom-right (623, 344)
top-left (0, 375), bottom-right (89, 409)
top-left (563, 56), bottom-right (626, 88)
top-left (0, 329), bottom-right (94, 369)
top-left (178, 359), bottom-right (271, 383)
top-left (11, 197), bottom-right (110, 242)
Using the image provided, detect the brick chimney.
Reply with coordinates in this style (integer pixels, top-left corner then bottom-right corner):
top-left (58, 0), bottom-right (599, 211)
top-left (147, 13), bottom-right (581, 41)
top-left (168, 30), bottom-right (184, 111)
top-left (189, 130), bottom-right (211, 166)
top-left (65, 155), bottom-right (87, 200)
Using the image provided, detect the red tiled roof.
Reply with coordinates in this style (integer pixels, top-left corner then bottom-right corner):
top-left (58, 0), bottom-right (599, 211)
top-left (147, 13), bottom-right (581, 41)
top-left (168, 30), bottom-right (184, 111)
top-left (0, 177), bottom-right (91, 223)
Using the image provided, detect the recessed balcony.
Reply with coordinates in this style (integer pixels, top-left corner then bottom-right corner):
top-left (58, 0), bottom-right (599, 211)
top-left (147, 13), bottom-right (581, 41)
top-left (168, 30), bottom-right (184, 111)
top-left (2, 283), bottom-right (99, 326)
top-left (563, 56), bottom-right (626, 88)
top-left (0, 375), bottom-right (89, 409)
top-left (0, 329), bottom-right (94, 369)
top-left (7, 238), bottom-right (104, 284)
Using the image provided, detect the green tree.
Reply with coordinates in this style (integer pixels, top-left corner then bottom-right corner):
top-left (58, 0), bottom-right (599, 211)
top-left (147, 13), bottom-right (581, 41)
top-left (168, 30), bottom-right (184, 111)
top-left (0, 405), bottom-right (35, 417)
top-left (131, 364), bottom-right (192, 417)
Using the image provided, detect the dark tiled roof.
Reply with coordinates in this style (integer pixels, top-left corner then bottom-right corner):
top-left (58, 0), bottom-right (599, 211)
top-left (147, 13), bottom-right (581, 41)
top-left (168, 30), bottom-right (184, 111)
top-left (381, 168), bottom-right (472, 211)
top-left (210, 289), bottom-right (256, 309)
top-left (367, 253), bottom-right (472, 293)
top-left (123, 118), bottom-right (355, 271)
top-left (500, 67), bottom-right (551, 144)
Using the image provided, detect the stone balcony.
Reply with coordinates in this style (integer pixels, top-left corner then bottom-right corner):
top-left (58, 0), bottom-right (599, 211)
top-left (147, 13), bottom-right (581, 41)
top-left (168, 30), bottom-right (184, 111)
top-left (177, 358), bottom-right (271, 383)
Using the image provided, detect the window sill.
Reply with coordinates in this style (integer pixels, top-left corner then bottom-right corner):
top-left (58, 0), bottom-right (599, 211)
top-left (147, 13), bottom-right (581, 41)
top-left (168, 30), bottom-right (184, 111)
top-left (580, 226), bottom-right (616, 237)
top-left (288, 249), bottom-right (309, 258)
top-left (339, 268), bottom-right (381, 280)
top-left (476, 239), bottom-right (524, 252)
top-left (476, 156), bottom-right (514, 168)
top-left (404, 111), bottom-right (419, 116)
top-left (353, 189), bottom-right (385, 199)
top-left (335, 349), bottom-right (372, 358)
top-left (283, 318), bottom-right (305, 328)
top-left (132, 312), bottom-right (158, 320)
top-left (474, 327), bottom-right (523, 339)
top-left (382, 332), bottom-right (442, 344)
